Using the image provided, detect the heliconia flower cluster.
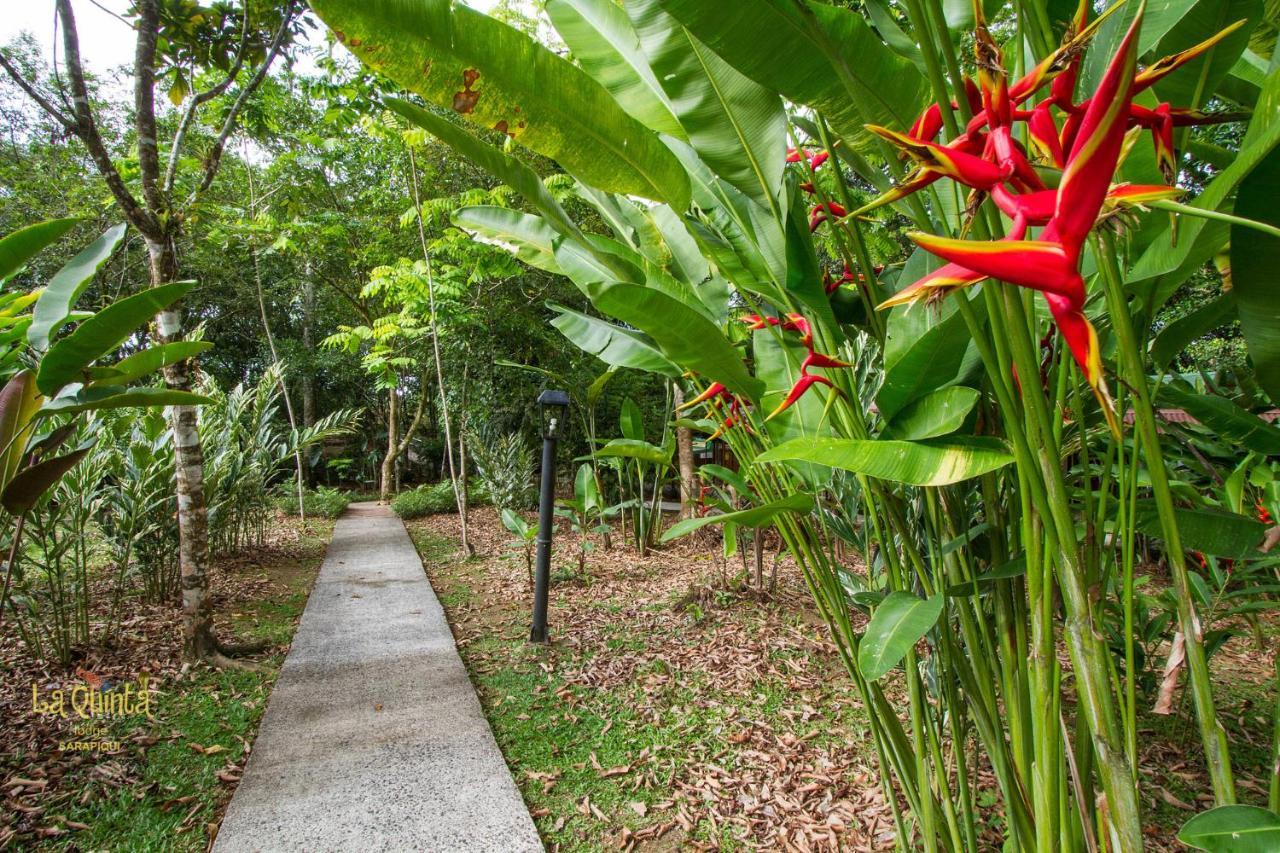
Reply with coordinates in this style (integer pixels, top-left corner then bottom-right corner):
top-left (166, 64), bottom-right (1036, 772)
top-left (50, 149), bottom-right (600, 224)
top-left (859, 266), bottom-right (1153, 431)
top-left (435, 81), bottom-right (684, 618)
top-left (835, 0), bottom-right (1242, 418)
top-left (740, 314), bottom-right (849, 420)
top-left (678, 380), bottom-right (753, 440)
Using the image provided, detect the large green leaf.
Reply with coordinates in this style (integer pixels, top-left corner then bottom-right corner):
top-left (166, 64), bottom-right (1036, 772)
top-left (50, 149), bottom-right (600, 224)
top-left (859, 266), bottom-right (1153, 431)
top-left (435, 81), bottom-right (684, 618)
top-left (660, 492), bottom-right (814, 542)
top-left (619, 398), bottom-right (645, 441)
top-left (596, 437), bottom-right (671, 467)
top-left (628, 0), bottom-right (787, 213)
top-left (1134, 501), bottom-right (1266, 558)
top-left (29, 223), bottom-right (126, 351)
top-left (1159, 385), bottom-right (1280, 454)
top-left (388, 100), bottom-right (586, 243)
top-left (756, 436), bottom-right (1014, 486)
top-left (591, 284), bottom-right (763, 401)
top-left (552, 236), bottom-right (644, 296)
top-left (1232, 147), bottom-right (1280, 403)
top-left (782, 202), bottom-right (840, 329)
top-left (40, 386), bottom-right (214, 416)
top-left (0, 218), bottom-right (79, 282)
top-left (452, 206), bottom-right (562, 273)
top-left (755, 330), bottom-right (829, 443)
top-left (37, 281), bottom-right (195, 395)
top-left (309, 0), bottom-right (690, 209)
top-left (0, 370), bottom-right (41, 491)
top-left (1150, 292), bottom-right (1236, 368)
top-left (1177, 805), bottom-right (1280, 852)
top-left (101, 341), bottom-right (214, 387)
top-left (656, 0), bottom-right (928, 152)
top-left (883, 387), bottom-right (980, 440)
top-left (544, 0), bottom-right (684, 139)
top-left (1128, 65), bottom-right (1280, 309)
top-left (877, 275), bottom-right (981, 420)
top-left (549, 303), bottom-right (678, 376)
top-left (1, 445), bottom-right (92, 514)
top-left (857, 591), bottom-right (943, 681)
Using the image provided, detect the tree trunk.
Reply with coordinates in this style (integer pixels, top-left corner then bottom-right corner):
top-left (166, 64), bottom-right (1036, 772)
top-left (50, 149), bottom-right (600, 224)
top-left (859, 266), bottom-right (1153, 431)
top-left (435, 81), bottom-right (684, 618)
top-left (381, 384), bottom-right (398, 504)
top-left (301, 271), bottom-right (316, 429)
top-left (148, 235), bottom-right (217, 661)
top-left (407, 145), bottom-right (471, 557)
top-left (674, 385), bottom-right (697, 520)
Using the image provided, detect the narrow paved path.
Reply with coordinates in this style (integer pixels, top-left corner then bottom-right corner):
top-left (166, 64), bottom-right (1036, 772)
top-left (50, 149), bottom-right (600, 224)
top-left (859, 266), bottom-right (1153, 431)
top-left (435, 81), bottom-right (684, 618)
top-left (215, 503), bottom-right (542, 852)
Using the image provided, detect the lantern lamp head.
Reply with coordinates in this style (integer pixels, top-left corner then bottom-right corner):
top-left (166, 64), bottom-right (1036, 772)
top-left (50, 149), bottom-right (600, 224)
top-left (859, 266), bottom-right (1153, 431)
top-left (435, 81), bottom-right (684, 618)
top-left (537, 389), bottom-right (570, 440)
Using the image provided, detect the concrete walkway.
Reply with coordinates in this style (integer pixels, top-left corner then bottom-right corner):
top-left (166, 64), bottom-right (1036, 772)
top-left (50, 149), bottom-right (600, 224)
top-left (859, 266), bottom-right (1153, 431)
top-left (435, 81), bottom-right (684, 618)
top-left (215, 503), bottom-right (542, 852)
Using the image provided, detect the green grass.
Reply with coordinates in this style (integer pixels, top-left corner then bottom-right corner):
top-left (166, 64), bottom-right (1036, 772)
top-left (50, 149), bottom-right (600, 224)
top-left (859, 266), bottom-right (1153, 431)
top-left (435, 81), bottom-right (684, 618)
top-left (408, 525), bottom-right (870, 851)
top-left (36, 521), bottom-right (333, 851)
top-left (50, 667), bottom-right (276, 850)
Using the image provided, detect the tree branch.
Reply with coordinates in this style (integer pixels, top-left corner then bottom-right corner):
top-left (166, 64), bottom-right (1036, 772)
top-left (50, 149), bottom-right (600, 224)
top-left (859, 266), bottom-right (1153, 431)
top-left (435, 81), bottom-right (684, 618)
top-left (0, 53), bottom-right (76, 131)
top-left (133, 0), bottom-right (164, 213)
top-left (187, 3), bottom-right (297, 206)
top-left (396, 375), bottom-right (430, 456)
top-left (54, 0), bottom-right (159, 238)
top-left (162, 5), bottom-right (252, 195)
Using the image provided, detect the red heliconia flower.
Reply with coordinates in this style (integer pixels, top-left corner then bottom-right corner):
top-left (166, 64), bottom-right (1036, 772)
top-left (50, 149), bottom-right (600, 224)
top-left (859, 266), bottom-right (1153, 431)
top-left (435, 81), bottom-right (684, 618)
top-left (808, 201), bottom-right (848, 231)
top-left (868, 126), bottom-right (1009, 191)
top-left (908, 102), bottom-right (944, 144)
top-left (783, 313), bottom-right (813, 346)
top-left (1028, 105), bottom-right (1065, 168)
top-left (1256, 500), bottom-right (1274, 525)
top-left (800, 181), bottom-right (816, 195)
top-left (767, 372), bottom-right (833, 420)
top-left (1131, 21), bottom-right (1246, 94)
top-left (906, 78), bottom-right (982, 145)
top-left (809, 151), bottom-right (830, 170)
top-left (859, 0), bottom-right (1242, 225)
top-left (887, 2), bottom-right (1147, 428)
top-left (739, 314), bottom-right (782, 331)
top-left (785, 147), bottom-right (807, 163)
top-left (824, 264), bottom-right (878, 294)
top-left (1129, 102), bottom-right (1177, 182)
top-left (878, 262), bottom-right (988, 310)
top-left (678, 382), bottom-right (730, 411)
top-left (803, 350), bottom-right (851, 370)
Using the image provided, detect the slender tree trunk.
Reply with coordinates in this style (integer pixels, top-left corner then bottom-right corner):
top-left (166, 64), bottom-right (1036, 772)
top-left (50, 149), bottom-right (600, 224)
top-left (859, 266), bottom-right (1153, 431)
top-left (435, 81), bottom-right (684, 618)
top-left (407, 146), bottom-right (471, 556)
top-left (148, 235), bottom-right (217, 660)
top-left (381, 384), bottom-right (398, 504)
top-left (674, 385), bottom-right (696, 520)
top-left (245, 156), bottom-right (307, 519)
top-left (301, 272), bottom-right (316, 428)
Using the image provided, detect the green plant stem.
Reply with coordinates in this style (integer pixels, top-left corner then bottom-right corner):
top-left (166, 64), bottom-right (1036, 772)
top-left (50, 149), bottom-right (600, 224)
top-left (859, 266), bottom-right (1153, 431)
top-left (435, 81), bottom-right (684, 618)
top-left (1148, 199), bottom-right (1280, 239)
top-left (1096, 232), bottom-right (1236, 805)
top-left (1271, 653), bottom-right (1279, 811)
top-left (903, 0), bottom-right (962, 140)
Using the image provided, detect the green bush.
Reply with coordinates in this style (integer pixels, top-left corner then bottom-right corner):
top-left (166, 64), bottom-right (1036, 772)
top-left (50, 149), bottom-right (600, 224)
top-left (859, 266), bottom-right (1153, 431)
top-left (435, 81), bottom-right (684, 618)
top-left (392, 479), bottom-right (491, 519)
top-left (275, 486), bottom-right (352, 519)
top-left (469, 429), bottom-right (535, 511)
top-left (391, 482), bottom-right (455, 518)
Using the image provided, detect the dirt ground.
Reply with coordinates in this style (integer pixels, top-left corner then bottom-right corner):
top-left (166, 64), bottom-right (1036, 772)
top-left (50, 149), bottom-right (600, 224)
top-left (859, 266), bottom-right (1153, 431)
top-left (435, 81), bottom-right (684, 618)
top-left (413, 508), bottom-right (1278, 852)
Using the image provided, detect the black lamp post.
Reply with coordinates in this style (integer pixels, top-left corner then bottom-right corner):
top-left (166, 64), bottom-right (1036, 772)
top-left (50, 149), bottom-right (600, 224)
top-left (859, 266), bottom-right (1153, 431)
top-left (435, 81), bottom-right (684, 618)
top-left (530, 389), bottom-right (569, 643)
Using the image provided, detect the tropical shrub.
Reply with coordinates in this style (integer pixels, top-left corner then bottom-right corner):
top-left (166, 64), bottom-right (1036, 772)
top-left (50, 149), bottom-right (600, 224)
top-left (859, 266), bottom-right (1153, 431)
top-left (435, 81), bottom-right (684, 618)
top-left (391, 480), bottom-right (461, 518)
top-left (97, 408), bottom-right (180, 609)
top-left (499, 507), bottom-right (537, 590)
top-left (0, 220), bottom-right (211, 655)
top-left (311, 0), bottom-right (1280, 846)
top-left (468, 428), bottom-right (534, 511)
top-left (597, 397), bottom-right (674, 554)
top-left (275, 486), bottom-right (352, 519)
top-left (200, 364), bottom-right (360, 553)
